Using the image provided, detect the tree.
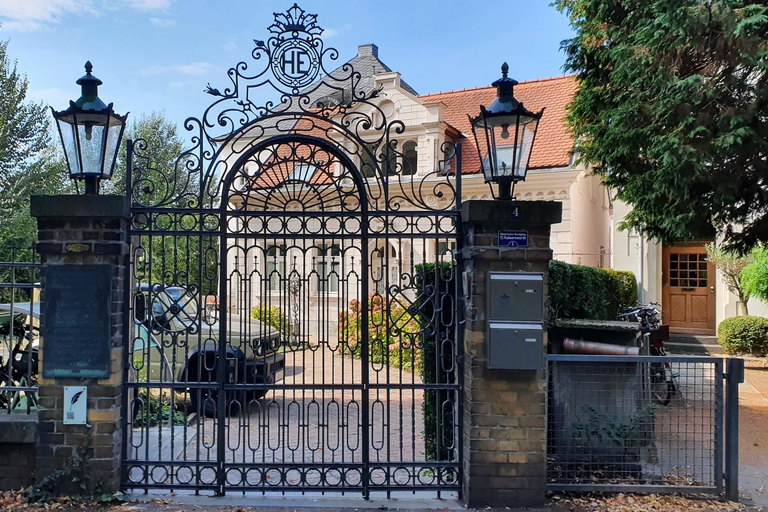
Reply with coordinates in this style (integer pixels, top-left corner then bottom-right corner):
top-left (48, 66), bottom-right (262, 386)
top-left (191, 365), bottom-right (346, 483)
top-left (0, 34), bottom-right (71, 252)
top-left (705, 242), bottom-right (753, 315)
top-left (555, 0), bottom-right (768, 252)
top-left (742, 246), bottom-right (768, 304)
top-left (112, 112), bottom-right (216, 294)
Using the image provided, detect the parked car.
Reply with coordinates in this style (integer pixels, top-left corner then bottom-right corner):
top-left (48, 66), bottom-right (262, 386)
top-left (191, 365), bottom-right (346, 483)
top-left (133, 284), bottom-right (285, 416)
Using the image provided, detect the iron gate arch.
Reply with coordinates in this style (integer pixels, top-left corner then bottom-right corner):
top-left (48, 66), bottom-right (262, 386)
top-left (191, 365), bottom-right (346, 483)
top-left (123, 4), bottom-right (463, 497)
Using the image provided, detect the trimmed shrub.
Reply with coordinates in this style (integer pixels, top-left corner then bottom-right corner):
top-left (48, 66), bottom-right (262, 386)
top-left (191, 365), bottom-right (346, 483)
top-left (415, 262), bottom-right (456, 463)
top-left (549, 260), bottom-right (638, 320)
top-left (250, 304), bottom-right (292, 335)
top-left (717, 315), bottom-right (768, 357)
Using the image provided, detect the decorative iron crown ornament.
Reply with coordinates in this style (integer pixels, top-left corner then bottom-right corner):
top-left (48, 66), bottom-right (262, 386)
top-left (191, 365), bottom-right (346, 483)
top-left (256, 3), bottom-right (324, 90)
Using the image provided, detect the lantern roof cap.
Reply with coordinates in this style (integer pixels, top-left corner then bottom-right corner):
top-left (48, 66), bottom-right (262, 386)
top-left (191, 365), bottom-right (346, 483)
top-left (74, 61), bottom-right (108, 111)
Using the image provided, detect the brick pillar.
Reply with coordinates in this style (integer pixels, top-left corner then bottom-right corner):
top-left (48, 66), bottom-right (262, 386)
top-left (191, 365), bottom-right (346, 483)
top-left (461, 200), bottom-right (562, 508)
top-left (31, 195), bottom-right (128, 494)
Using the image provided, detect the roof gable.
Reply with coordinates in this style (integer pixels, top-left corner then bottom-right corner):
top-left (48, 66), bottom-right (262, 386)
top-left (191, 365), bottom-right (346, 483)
top-left (419, 75), bottom-right (578, 171)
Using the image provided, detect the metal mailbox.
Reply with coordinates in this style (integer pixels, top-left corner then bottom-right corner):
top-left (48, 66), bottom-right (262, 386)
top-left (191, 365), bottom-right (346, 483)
top-left (488, 272), bottom-right (543, 322)
top-left (488, 323), bottom-right (544, 370)
top-left (487, 272), bottom-right (545, 370)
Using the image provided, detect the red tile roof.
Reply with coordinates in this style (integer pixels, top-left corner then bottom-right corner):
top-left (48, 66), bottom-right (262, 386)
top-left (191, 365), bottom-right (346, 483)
top-left (419, 75), bottom-right (577, 172)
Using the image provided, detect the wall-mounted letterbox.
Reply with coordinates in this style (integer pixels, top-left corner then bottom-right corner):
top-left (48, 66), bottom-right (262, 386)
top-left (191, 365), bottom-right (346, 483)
top-left (488, 323), bottom-right (544, 370)
top-left (488, 272), bottom-right (544, 322)
top-left (487, 272), bottom-right (545, 370)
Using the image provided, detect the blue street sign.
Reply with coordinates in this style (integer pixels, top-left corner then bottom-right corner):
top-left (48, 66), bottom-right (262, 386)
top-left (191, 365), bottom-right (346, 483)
top-left (498, 231), bottom-right (528, 247)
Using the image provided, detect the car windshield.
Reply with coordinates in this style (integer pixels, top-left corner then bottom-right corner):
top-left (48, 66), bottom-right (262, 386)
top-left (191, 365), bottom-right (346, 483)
top-left (152, 287), bottom-right (198, 325)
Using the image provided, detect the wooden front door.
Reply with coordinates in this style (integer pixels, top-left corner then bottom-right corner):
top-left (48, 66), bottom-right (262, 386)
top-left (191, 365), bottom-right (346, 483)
top-left (662, 244), bottom-right (716, 334)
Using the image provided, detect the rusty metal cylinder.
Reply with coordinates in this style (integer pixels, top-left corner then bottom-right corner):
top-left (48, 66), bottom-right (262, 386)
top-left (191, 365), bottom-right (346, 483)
top-left (563, 338), bottom-right (640, 356)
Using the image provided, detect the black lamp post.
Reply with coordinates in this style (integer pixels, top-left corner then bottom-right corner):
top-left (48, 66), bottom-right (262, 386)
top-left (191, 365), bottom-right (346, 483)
top-left (51, 61), bottom-right (128, 195)
top-left (469, 63), bottom-right (544, 200)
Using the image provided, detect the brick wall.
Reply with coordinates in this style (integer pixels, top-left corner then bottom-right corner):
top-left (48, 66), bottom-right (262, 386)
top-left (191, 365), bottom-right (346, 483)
top-left (31, 195), bottom-right (128, 494)
top-left (460, 200), bottom-right (561, 508)
top-left (0, 415), bottom-right (38, 491)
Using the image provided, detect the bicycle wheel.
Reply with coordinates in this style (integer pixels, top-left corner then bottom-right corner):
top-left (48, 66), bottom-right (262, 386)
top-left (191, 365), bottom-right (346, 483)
top-left (650, 362), bottom-right (673, 406)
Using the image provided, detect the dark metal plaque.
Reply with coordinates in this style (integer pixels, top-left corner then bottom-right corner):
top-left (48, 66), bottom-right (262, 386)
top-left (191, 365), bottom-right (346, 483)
top-left (42, 265), bottom-right (113, 379)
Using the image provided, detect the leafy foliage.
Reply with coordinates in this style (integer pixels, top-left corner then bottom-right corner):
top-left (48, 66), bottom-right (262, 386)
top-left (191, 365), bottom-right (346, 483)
top-left (414, 262), bottom-right (457, 463)
top-left (705, 242), bottom-right (753, 314)
top-left (133, 389), bottom-right (187, 428)
top-left (250, 304), bottom-right (292, 335)
top-left (569, 405), bottom-right (656, 450)
top-left (0, 35), bottom-right (71, 251)
top-left (549, 260), bottom-right (638, 320)
top-left (717, 315), bottom-right (768, 357)
top-left (741, 245), bottom-right (768, 304)
top-left (337, 295), bottom-right (422, 372)
top-left (556, 0), bottom-right (768, 251)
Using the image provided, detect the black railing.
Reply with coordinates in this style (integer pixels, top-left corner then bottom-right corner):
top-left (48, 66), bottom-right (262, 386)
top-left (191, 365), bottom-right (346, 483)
top-left (0, 245), bottom-right (41, 414)
top-left (547, 354), bottom-right (742, 498)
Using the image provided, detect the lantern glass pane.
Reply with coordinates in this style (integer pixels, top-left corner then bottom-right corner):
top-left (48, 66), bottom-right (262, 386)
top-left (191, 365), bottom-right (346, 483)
top-left (103, 120), bottom-right (123, 179)
top-left (77, 124), bottom-right (106, 175)
top-left (57, 118), bottom-right (81, 176)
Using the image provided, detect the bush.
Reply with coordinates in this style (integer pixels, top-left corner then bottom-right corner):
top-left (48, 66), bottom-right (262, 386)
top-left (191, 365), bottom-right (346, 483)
top-left (717, 315), bottom-right (768, 357)
top-left (549, 260), bottom-right (638, 320)
top-left (337, 295), bottom-right (423, 371)
top-left (250, 304), bottom-right (292, 335)
top-left (415, 262), bottom-right (456, 463)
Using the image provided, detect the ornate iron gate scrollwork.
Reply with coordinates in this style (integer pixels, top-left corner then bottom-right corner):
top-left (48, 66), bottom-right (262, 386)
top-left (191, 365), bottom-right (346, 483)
top-left (123, 4), bottom-right (463, 497)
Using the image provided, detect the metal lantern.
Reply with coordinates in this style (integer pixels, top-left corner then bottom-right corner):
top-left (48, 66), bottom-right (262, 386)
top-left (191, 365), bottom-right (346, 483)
top-left (51, 61), bottom-right (128, 194)
top-left (469, 62), bottom-right (544, 200)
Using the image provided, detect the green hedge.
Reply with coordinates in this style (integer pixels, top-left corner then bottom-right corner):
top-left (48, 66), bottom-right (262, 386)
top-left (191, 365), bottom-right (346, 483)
top-left (415, 262), bottom-right (455, 463)
top-left (717, 315), bottom-right (768, 357)
top-left (549, 260), bottom-right (638, 320)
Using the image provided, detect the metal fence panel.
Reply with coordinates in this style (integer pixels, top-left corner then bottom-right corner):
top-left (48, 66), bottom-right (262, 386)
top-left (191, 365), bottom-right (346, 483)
top-left (0, 245), bottom-right (41, 414)
top-left (547, 354), bottom-right (725, 495)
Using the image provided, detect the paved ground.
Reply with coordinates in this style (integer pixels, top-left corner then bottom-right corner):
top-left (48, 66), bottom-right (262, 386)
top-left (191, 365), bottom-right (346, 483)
top-left (739, 361), bottom-right (768, 508)
top-left (126, 343), bottom-right (431, 489)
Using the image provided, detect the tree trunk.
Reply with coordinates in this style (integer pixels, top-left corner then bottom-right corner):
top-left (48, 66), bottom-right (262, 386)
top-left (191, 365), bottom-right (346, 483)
top-left (738, 290), bottom-right (749, 316)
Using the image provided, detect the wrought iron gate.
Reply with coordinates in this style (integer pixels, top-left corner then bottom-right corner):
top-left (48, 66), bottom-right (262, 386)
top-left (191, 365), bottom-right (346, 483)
top-left (123, 5), bottom-right (462, 496)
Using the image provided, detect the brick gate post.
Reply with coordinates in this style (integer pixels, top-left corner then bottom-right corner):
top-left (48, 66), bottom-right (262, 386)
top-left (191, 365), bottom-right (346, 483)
top-left (460, 200), bottom-right (561, 508)
top-left (31, 195), bottom-right (129, 494)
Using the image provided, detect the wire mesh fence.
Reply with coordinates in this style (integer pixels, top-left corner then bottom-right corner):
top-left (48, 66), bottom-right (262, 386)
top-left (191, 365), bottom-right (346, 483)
top-left (547, 354), bottom-right (726, 494)
top-left (0, 245), bottom-right (41, 414)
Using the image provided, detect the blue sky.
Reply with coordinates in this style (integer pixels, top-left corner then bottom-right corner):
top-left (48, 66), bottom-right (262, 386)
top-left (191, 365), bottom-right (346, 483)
top-left (0, 0), bottom-right (574, 136)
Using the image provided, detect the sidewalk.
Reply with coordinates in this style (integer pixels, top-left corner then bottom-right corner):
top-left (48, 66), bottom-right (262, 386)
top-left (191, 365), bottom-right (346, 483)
top-left (740, 360), bottom-right (768, 508)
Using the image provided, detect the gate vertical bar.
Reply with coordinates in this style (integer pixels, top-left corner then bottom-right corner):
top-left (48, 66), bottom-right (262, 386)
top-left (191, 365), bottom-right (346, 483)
top-left (217, 209), bottom-right (228, 495)
top-left (361, 212), bottom-right (370, 499)
top-left (714, 358), bottom-right (724, 496)
top-left (454, 143), bottom-right (464, 500)
top-left (121, 139), bottom-right (134, 488)
top-left (725, 357), bottom-right (744, 501)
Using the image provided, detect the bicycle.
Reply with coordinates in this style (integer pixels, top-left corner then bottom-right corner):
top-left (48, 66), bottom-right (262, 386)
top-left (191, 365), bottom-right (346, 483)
top-left (619, 301), bottom-right (677, 405)
top-left (0, 318), bottom-right (39, 412)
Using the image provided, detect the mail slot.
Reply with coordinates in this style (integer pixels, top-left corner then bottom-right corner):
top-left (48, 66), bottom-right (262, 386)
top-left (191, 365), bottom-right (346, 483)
top-left (488, 272), bottom-right (544, 322)
top-left (488, 322), bottom-right (544, 370)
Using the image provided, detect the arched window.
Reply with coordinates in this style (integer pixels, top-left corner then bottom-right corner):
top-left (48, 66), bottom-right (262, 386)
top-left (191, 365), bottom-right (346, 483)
top-left (265, 245), bottom-right (286, 292)
top-left (360, 143), bottom-right (378, 178)
top-left (402, 140), bottom-right (417, 176)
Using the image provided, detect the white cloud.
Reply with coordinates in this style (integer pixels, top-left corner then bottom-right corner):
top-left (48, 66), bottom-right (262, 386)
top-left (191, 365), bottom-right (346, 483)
top-left (0, 0), bottom-right (97, 31)
top-left (323, 23), bottom-right (351, 39)
top-left (168, 81), bottom-right (187, 89)
top-left (139, 62), bottom-right (218, 77)
top-left (176, 62), bottom-right (217, 76)
top-left (222, 41), bottom-right (238, 52)
top-left (149, 16), bottom-right (175, 27)
top-left (0, 0), bottom-right (172, 31)
top-left (27, 87), bottom-right (73, 109)
top-left (119, 0), bottom-right (173, 12)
